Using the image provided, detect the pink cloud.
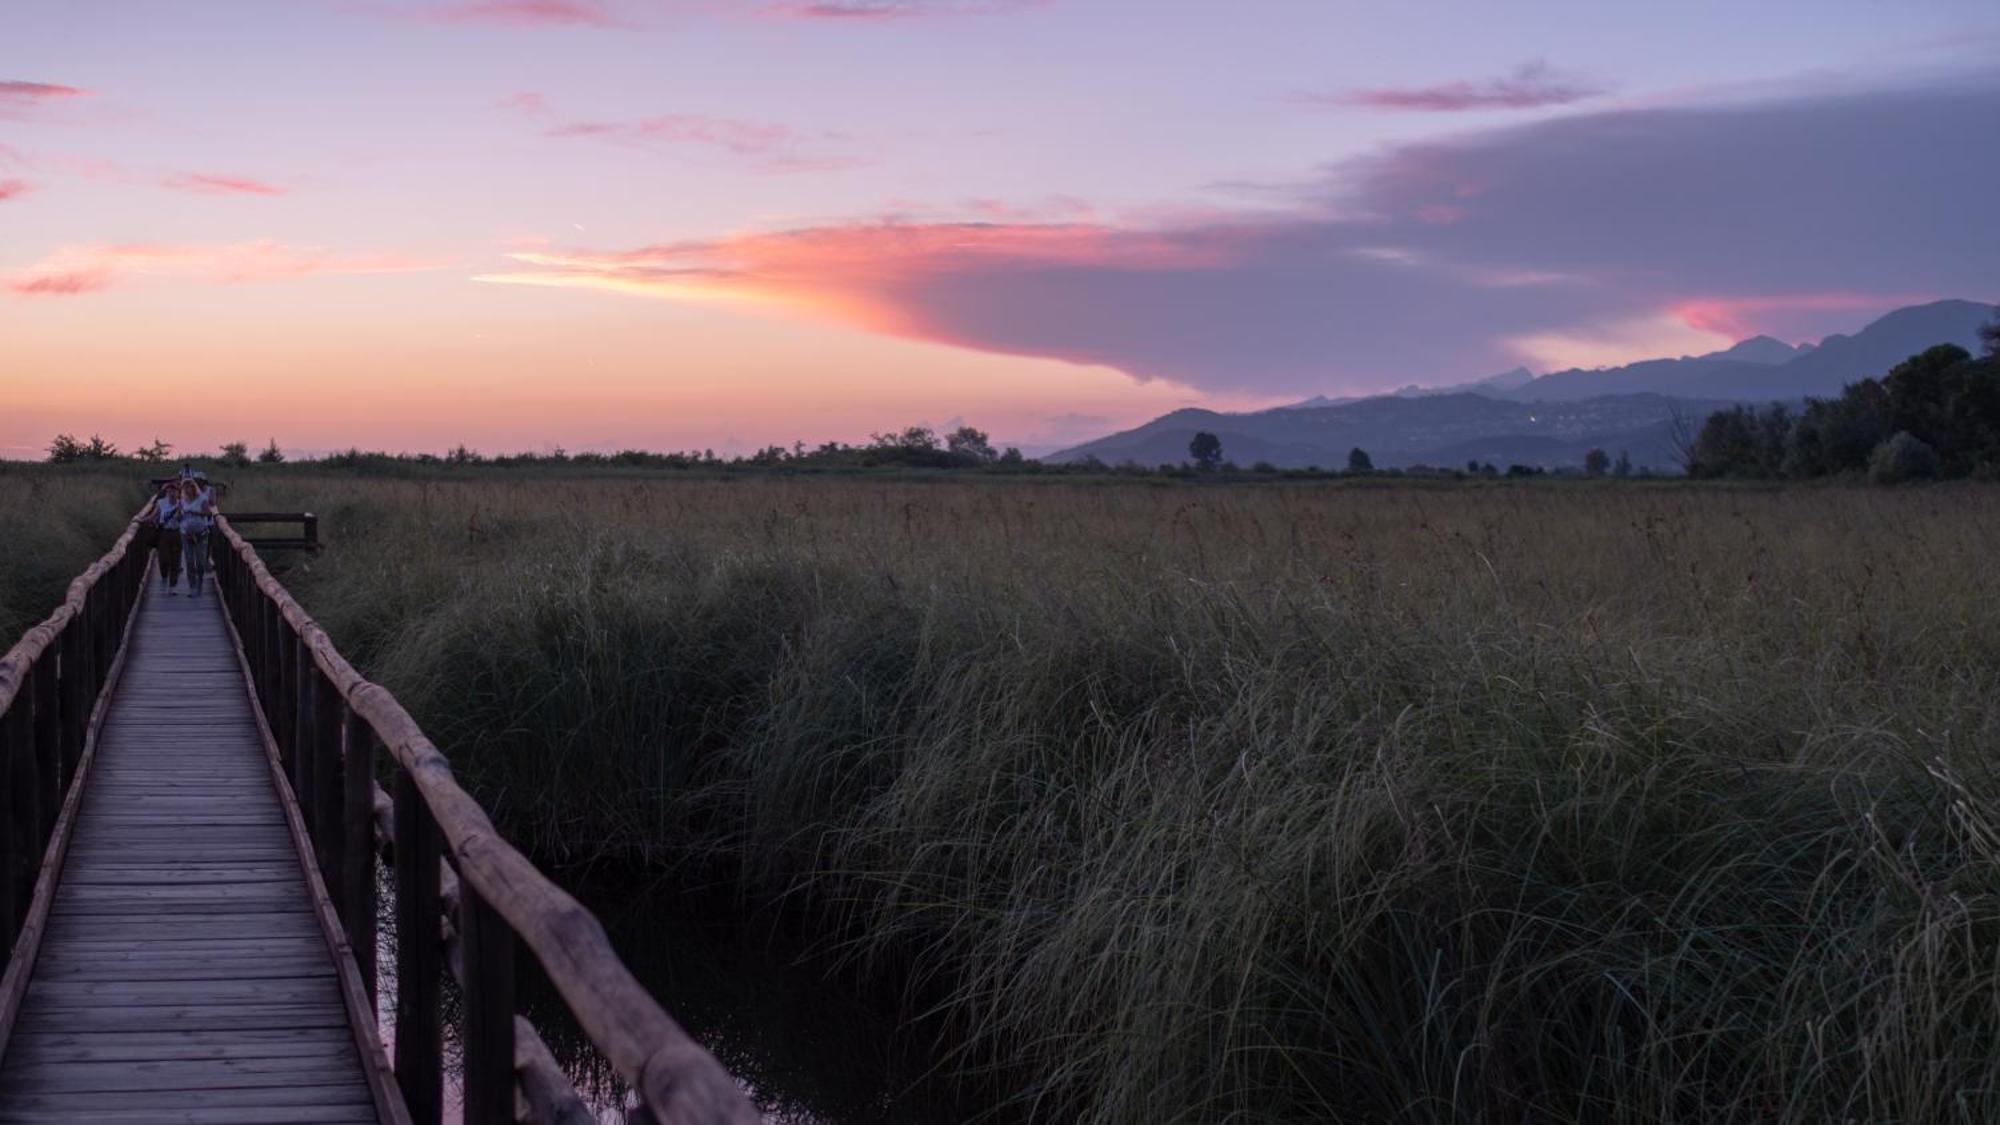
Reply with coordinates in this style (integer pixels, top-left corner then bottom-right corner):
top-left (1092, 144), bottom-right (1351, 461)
top-left (0, 179), bottom-right (31, 202)
top-left (480, 82), bottom-right (2000, 397)
top-left (476, 221), bottom-right (1236, 335)
top-left (0, 80), bottom-right (92, 122)
top-left (498, 91), bottom-right (550, 116)
top-left (7, 241), bottom-right (440, 297)
top-left (1308, 62), bottom-right (1606, 113)
top-left (0, 81), bottom-right (89, 101)
top-left (1672, 293), bottom-right (1939, 340)
top-left (415, 1), bottom-right (623, 26)
top-left (161, 173), bottom-right (290, 197)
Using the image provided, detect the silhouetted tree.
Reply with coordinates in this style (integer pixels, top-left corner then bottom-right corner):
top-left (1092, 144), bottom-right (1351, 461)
top-left (1347, 447), bottom-right (1373, 473)
top-left (219, 441), bottom-right (252, 468)
top-left (46, 434), bottom-right (83, 463)
top-left (1583, 447), bottom-right (1610, 476)
top-left (1188, 431), bottom-right (1222, 471)
top-left (257, 438), bottom-right (285, 464)
top-left (945, 426), bottom-right (997, 462)
top-left (1688, 405), bottom-right (1789, 478)
top-left (1982, 312), bottom-right (2000, 357)
top-left (1613, 450), bottom-right (1633, 477)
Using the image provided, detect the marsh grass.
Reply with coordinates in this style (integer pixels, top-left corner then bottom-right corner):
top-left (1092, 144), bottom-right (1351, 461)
top-left (220, 471), bottom-right (2000, 1123)
top-left (0, 464), bottom-right (149, 639)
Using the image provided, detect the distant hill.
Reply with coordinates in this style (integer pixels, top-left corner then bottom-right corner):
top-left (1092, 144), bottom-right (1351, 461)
top-left (1051, 298), bottom-right (1996, 471)
top-left (1510, 300), bottom-right (1994, 402)
top-left (1053, 393), bottom-right (1731, 471)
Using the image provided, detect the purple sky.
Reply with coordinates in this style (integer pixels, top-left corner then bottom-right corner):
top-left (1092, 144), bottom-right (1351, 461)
top-left (1, 0), bottom-right (1996, 456)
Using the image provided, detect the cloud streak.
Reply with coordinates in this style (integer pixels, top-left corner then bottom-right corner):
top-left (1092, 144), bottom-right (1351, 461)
top-left (8, 241), bottom-right (439, 297)
top-left (0, 81), bottom-right (89, 101)
top-left (1307, 62), bottom-right (1606, 112)
top-left (761, 0), bottom-right (1039, 18)
top-left (0, 179), bottom-right (31, 202)
top-left (482, 76), bottom-right (2000, 394)
top-left (505, 92), bottom-right (866, 172)
top-left (0, 80), bottom-right (92, 122)
top-left (161, 173), bottom-right (290, 197)
top-left (413, 1), bottom-right (623, 27)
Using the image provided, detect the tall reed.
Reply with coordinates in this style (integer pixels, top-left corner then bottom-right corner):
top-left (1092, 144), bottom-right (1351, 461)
top-left (228, 471), bottom-right (2000, 1124)
top-left (0, 465), bottom-right (148, 640)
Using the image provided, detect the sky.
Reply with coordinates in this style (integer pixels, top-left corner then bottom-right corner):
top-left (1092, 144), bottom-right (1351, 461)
top-left (2, 0), bottom-right (1996, 458)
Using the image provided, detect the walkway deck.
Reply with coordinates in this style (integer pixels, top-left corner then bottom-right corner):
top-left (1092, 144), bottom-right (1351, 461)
top-left (0, 575), bottom-right (380, 1123)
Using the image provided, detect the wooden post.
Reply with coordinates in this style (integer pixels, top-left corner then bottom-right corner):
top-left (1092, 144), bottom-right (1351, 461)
top-left (1, 697), bottom-right (31, 939)
top-left (293, 636), bottom-right (315, 822)
top-left (343, 711), bottom-right (379, 1003)
top-left (394, 770), bottom-right (443, 1125)
top-left (460, 883), bottom-right (517, 1125)
top-left (261, 598), bottom-right (280, 713)
top-left (57, 622), bottom-right (86, 787)
top-left (312, 672), bottom-right (344, 892)
top-left (274, 620), bottom-right (296, 766)
top-left (90, 587), bottom-right (111, 687)
top-left (30, 657), bottom-right (59, 852)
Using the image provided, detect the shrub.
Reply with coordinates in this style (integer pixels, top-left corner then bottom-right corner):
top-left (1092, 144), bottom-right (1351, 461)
top-left (1868, 430), bottom-right (1942, 483)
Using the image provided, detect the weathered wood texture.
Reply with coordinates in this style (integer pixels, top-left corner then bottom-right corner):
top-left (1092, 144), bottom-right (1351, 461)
top-left (0, 584), bottom-right (382, 1123)
top-left (211, 517), bottom-right (758, 1125)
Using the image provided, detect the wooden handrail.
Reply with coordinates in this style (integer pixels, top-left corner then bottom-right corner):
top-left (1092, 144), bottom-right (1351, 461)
top-left (0, 502), bottom-right (155, 975)
top-left (210, 515), bottom-right (756, 1125)
top-left (0, 502), bottom-right (153, 717)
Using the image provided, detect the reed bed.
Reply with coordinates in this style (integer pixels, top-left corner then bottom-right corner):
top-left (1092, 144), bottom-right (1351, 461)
top-left (0, 465), bottom-right (149, 640)
top-left (162, 472), bottom-right (2000, 1121)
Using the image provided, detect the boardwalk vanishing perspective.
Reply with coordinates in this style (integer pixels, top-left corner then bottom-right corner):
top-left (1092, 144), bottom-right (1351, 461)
top-left (0, 582), bottom-right (380, 1122)
top-left (0, 505), bottom-right (759, 1124)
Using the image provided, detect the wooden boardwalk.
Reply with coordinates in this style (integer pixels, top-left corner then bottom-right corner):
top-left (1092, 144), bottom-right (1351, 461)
top-left (0, 576), bottom-right (381, 1123)
top-left (0, 510), bottom-right (755, 1124)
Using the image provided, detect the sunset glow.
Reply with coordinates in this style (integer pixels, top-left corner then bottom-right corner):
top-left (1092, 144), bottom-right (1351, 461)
top-left (2, 0), bottom-right (1995, 457)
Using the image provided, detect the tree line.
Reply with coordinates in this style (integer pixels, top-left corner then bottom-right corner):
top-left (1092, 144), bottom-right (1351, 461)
top-left (1685, 319), bottom-right (2000, 482)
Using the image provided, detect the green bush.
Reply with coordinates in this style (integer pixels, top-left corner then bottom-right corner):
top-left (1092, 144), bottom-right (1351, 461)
top-left (1868, 431), bottom-right (1943, 483)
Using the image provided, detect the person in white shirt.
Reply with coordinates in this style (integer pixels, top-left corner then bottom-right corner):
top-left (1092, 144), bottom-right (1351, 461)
top-left (178, 477), bottom-right (218, 599)
top-left (154, 481), bottom-right (185, 594)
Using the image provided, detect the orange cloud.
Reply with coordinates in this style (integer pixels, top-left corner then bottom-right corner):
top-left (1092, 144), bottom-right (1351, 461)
top-left (8, 241), bottom-right (440, 297)
top-left (161, 173), bottom-right (290, 197)
top-left (477, 221), bottom-right (1229, 331)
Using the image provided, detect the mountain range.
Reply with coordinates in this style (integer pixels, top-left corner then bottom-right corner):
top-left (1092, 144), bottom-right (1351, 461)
top-left (1051, 299), bottom-right (1996, 470)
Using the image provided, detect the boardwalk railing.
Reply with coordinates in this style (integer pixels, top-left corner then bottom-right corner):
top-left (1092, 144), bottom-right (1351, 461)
top-left (209, 516), bottom-right (758, 1125)
top-left (0, 503), bottom-right (154, 969)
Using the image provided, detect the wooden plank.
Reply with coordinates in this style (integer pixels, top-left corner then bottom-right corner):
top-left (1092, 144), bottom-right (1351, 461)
top-left (0, 1108), bottom-right (378, 1125)
top-left (0, 1055), bottom-right (368, 1094)
top-left (0, 585), bottom-right (390, 1122)
top-left (0, 1083), bottom-right (375, 1109)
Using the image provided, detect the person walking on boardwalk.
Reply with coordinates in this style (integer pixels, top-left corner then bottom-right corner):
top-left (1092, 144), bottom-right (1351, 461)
top-left (178, 474), bottom-right (219, 599)
top-left (153, 479), bottom-right (185, 594)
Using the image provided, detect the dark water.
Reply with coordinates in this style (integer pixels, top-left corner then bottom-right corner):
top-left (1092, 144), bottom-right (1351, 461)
top-left (526, 872), bottom-right (990, 1123)
top-left (404, 867), bottom-right (990, 1124)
